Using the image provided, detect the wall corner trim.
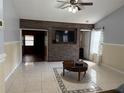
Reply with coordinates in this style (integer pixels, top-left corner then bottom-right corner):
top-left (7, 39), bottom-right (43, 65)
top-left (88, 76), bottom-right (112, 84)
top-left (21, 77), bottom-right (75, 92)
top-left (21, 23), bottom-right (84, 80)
top-left (102, 63), bottom-right (124, 75)
top-left (0, 53), bottom-right (6, 63)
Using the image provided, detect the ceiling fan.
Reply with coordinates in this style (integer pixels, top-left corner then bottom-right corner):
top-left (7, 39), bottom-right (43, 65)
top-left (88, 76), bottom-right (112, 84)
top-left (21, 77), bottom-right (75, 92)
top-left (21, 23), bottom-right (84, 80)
top-left (57, 0), bottom-right (93, 13)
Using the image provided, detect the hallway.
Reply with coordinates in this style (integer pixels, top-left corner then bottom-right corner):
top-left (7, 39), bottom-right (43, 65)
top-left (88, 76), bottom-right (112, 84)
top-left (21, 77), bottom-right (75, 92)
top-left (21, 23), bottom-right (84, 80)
top-left (22, 30), bottom-right (47, 62)
top-left (5, 61), bottom-right (124, 93)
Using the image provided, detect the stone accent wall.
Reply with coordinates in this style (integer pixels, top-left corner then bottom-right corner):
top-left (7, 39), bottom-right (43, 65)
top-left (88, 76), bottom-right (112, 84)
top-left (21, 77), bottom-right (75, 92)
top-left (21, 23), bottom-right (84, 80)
top-left (20, 19), bottom-right (94, 62)
top-left (48, 28), bottom-right (80, 62)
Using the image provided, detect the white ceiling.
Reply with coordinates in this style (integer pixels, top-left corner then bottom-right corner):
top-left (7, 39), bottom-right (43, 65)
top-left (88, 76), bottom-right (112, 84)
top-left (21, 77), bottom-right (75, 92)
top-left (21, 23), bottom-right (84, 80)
top-left (13, 0), bottom-right (124, 24)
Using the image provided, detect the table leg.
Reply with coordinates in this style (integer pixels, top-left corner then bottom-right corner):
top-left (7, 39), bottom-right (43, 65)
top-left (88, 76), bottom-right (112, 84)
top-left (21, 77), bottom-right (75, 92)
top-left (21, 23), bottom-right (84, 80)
top-left (83, 71), bottom-right (86, 77)
top-left (78, 72), bottom-right (81, 81)
top-left (63, 68), bottom-right (65, 76)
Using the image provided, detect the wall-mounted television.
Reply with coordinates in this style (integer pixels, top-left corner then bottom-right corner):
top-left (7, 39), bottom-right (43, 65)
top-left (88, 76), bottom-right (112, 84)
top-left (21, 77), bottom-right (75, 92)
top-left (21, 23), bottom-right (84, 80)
top-left (53, 28), bottom-right (77, 44)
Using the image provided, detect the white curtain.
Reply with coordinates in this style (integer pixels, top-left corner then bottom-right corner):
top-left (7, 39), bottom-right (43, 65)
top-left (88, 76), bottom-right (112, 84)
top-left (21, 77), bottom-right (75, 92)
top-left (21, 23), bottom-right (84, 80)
top-left (90, 30), bottom-right (103, 64)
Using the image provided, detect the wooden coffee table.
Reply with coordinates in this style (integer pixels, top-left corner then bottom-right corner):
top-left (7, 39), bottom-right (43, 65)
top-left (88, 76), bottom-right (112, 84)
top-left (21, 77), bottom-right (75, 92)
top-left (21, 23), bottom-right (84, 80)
top-left (63, 60), bottom-right (88, 81)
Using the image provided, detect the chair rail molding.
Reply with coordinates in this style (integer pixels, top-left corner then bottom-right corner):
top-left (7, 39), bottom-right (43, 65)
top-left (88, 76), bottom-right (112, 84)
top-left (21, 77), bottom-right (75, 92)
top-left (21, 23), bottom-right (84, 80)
top-left (4, 41), bottom-right (21, 45)
top-left (0, 53), bottom-right (6, 63)
top-left (103, 42), bottom-right (124, 46)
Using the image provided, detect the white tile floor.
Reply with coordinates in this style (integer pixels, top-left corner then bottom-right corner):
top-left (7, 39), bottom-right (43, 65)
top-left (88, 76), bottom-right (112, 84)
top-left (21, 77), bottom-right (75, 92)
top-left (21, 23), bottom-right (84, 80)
top-left (5, 61), bottom-right (124, 93)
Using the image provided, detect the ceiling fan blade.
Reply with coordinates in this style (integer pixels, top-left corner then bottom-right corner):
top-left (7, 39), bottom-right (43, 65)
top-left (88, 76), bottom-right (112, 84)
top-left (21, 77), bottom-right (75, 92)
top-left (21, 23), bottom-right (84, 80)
top-left (60, 4), bottom-right (70, 9)
top-left (78, 2), bottom-right (93, 6)
top-left (57, 2), bottom-right (69, 8)
top-left (76, 5), bottom-right (82, 10)
top-left (57, 0), bottom-right (68, 3)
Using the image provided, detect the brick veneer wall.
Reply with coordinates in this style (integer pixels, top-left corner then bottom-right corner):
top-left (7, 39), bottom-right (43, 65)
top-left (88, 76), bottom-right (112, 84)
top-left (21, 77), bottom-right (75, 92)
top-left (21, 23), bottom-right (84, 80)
top-left (48, 28), bottom-right (80, 62)
top-left (20, 19), bottom-right (94, 62)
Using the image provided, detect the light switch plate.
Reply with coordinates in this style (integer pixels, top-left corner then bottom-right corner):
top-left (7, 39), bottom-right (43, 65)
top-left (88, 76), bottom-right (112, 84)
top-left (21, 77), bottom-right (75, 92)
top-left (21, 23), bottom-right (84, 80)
top-left (0, 21), bottom-right (2, 26)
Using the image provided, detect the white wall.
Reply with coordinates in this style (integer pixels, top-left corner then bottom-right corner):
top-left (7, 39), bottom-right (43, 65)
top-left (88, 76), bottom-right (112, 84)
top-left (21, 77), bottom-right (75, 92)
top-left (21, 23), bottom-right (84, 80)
top-left (3, 0), bottom-right (20, 42)
top-left (96, 6), bottom-right (124, 44)
top-left (3, 0), bottom-right (21, 87)
top-left (96, 5), bottom-right (124, 72)
top-left (0, 0), bottom-right (4, 54)
top-left (0, 30), bottom-right (4, 54)
top-left (0, 0), bottom-right (5, 93)
top-left (0, 0), bottom-right (3, 18)
top-left (83, 32), bottom-right (91, 59)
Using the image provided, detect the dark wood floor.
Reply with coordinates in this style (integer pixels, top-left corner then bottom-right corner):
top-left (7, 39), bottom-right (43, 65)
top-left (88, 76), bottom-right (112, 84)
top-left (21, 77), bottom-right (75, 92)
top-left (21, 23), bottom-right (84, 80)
top-left (22, 54), bottom-right (44, 62)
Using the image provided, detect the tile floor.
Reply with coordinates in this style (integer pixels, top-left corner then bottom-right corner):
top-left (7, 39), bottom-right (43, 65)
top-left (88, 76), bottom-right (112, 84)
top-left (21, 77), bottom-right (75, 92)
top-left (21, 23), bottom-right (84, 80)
top-left (5, 61), bottom-right (124, 93)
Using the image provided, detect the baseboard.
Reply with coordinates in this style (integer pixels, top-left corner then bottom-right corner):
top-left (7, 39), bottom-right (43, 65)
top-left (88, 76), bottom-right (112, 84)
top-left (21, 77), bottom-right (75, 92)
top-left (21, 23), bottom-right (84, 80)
top-left (4, 61), bottom-right (21, 82)
top-left (102, 63), bottom-right (124, 75)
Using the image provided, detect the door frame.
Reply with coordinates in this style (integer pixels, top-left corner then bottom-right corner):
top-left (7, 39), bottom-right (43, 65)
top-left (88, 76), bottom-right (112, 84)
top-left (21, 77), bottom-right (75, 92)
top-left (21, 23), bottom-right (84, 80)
top-left (80, 30), bottom-right (91, 60)
top-left (20, 28), bottom-right (49, 61)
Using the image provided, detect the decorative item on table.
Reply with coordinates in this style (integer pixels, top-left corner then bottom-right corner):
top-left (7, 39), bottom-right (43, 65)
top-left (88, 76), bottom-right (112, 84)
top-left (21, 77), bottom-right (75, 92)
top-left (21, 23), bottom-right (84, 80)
top-left (75, 59), bottom-right (84, 67)
top-left (79, 59), bottom-right (83, 62)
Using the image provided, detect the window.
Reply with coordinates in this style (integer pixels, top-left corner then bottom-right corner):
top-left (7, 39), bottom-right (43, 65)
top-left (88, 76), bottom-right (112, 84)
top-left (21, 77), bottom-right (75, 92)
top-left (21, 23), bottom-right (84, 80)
top-left (25, 35), bottom-right (34, 46)
top-left (90, 31), bottom-right (102, 54)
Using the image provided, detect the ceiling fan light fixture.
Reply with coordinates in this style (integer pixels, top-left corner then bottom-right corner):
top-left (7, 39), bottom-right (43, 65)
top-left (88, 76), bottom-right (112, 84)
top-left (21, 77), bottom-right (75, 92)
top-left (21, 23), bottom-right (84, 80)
top-left (57, 0), bottom-right (93, 13)
top-left (68, 5), bottom-right (78, 13)
top-left (72, 6), bottom-right (78, 13)
top-left (68, 6), bottom-right (73, 12)
top-left (75, 0), bottom-right (78, 3)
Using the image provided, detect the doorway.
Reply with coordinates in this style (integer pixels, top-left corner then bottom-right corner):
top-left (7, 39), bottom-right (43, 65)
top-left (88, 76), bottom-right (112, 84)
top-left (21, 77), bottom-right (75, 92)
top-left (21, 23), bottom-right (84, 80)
top-left (79, 31), bottom-right (91, 60)
top-left (22, 30), bottom-right (48, 62)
